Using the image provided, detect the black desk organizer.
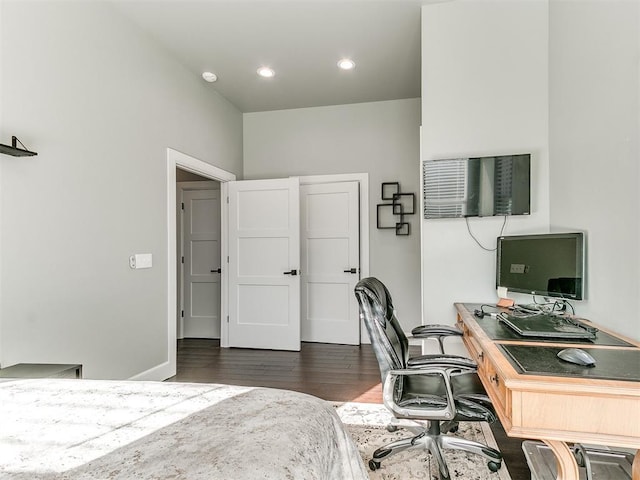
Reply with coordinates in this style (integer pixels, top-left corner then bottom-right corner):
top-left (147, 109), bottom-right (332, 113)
top-left (499, 344), bottom-right (640, 382)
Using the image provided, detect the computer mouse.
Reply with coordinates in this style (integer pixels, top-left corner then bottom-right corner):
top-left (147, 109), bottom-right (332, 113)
top-left (557, 348), bottom-right (596, 367)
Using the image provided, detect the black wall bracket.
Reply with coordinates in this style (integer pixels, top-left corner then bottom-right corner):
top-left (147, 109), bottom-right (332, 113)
top-left (0, 136), bottom-right (37, 157)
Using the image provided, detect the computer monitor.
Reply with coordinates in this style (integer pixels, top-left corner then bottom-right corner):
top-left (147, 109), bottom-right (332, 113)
top-left (496, 232), bottom-right (585, 300)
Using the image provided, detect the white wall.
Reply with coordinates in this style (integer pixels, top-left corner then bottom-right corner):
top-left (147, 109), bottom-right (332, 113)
top-left (421, 1), bottom-right (550, 352)
top-left (0, 1), bottom-right (243, 378)
top-left (243, 99), bottom-right (422, 332)
top-left (549, 0), bottom-right (640, 340)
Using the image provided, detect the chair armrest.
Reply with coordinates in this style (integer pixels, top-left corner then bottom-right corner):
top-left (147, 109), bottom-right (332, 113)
top-left (382, 366), bottom-right (474, 421)
top-left (410, 324), bottom-right (463, 354)
top-left (407, 354), bottom-right (477, 370)
top-left (411, 324), bottom-right (462, 338)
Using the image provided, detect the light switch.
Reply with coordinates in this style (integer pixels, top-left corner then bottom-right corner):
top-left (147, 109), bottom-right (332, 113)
top-left (129, 253), bottom-right (153, 269)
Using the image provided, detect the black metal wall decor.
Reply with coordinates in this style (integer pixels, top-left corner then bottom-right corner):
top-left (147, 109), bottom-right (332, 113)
top-left (376, 182), bottom-right (415, 236)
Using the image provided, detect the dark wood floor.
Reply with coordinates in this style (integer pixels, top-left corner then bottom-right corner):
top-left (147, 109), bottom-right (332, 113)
top-left (167, 339), bottom-right (531, 480)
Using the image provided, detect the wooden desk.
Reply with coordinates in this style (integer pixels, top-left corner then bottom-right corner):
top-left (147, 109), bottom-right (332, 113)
top-left (455, 303), bottom-right (640, 480)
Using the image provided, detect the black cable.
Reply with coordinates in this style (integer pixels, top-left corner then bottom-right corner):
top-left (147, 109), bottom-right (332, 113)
top-left (525, 296), bottom-right (557, 313)
top-left (474, 303), bottom-right (502, 318)
top-left (516, 297), bottom-right (576, 316)
top-left (465, 215), bottom-right (507, 252)
top-left (552, 299), bottom-right (575, 315)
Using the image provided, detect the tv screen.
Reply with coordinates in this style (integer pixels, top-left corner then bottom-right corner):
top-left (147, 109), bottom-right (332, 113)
top-left (496, 232), bottom-right (585, 300)
top-left (423, 153), bottom-right (530, 219)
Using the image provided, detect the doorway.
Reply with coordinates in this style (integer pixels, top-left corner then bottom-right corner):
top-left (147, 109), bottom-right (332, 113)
top-left (177, 173), bottom-right (221, 339)
top-left (163, 148), bottom-right (236, 381)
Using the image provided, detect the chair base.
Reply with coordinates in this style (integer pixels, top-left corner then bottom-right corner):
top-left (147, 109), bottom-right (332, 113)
top-left (369, 421), bottom-right (502, 480)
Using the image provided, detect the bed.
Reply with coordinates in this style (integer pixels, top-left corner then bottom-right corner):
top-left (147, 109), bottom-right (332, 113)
top-left (0, 378), bottom-right (369, 479)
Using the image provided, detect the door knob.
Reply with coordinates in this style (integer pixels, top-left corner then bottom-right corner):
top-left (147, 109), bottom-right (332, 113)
top-left (211, 268), bottom-right (221, 273)
top-left (343, 268), bottom-right (357, 274)
top-left (283, 269), bottom-right (298, 276)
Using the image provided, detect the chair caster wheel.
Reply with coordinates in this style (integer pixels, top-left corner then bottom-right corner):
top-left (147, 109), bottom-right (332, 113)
top-left (487, 461), bottom-right (501, 472)
top-left (386, 425), bottom-right (398, 432)
top-left (369, 460), bottom-right (380, 471)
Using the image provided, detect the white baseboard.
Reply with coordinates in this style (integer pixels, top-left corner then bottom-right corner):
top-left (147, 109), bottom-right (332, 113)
top-left (128, 361), bottom-right (175, 382)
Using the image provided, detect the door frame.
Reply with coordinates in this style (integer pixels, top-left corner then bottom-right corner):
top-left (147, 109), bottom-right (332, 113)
top-left (154, 148), bottom-right (235, 381)
top-left (177, 181), bottom-right (220, 340)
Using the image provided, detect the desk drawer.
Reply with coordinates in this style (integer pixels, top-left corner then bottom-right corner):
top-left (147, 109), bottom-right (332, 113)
top-left (464, 335), bottom-right (485, 367)
top-left (458, 324), bottom-right (484, 365)
top-left (457, 316), bottom-right (481, 360)
top-left (484, 357), bottom-right (508, 416)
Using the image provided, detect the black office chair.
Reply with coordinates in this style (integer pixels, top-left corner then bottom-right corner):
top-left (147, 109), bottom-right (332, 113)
top-left (354, 277), bottom-right (502, 480)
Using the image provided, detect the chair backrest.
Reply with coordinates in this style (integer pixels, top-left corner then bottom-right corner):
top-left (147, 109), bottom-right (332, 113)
top-left (354, 277), bottom-right (409, 384)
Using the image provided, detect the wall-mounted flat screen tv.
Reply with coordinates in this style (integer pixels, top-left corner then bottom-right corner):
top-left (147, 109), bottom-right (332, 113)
top-left (496, 232), bottom-right (585, 300)
top-left (423, 153), bottom-right (530, 219)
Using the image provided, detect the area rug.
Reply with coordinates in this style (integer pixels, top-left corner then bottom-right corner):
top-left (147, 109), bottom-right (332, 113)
top-left (334, 402), bottom-right (513, 480)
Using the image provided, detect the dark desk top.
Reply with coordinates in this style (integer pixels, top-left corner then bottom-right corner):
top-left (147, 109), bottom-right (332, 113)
top-left (499, 344), bottom-right (640, 382)
top-left (464, 303), bottom-right (634, 347)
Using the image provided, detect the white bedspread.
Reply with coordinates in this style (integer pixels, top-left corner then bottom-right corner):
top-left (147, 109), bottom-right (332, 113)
top-left (0, 379), bottom-right (368, 479)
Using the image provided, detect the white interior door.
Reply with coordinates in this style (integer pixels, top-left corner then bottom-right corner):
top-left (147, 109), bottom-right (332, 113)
top-left (301, 181), bottom-right (360, 344)
top-left (227, 177), bottom-right (300, 350)
top-left (182, 189), bottom-right (221, 338)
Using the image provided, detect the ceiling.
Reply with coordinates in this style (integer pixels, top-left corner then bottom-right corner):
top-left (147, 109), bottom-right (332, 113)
top-left (111, 0), bottom-right (425, 113)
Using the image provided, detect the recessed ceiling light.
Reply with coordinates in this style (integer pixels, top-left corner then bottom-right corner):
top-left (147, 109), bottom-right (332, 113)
top-left (257, 66), bottom-right (275, 78)
top-left (202, 71), bottom-right (218, 82)
top-left (337, 58), bottom-right (356, 70)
